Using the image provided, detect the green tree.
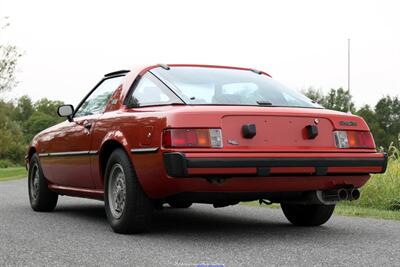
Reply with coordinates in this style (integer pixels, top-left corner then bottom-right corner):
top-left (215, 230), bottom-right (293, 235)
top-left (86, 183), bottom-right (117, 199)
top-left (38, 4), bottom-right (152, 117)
top-left (0, 101), bottom-right (25, 164)
top-left (23, 98), bottom-right (64, 142)
top-left (0, 20), bottom-right (21, 93)
top-left (303, 87), bottom-right (356, 113)
top-left (324, 87), bottom-right (355, 113)
top-left (15, 95), bottom-right (34, 122)
top-left (34, 98), bottom-right (64, 115)
top-left (374, 96), bottom-right (400, 148)
top-left (1, 95), bottom-right (65, 164)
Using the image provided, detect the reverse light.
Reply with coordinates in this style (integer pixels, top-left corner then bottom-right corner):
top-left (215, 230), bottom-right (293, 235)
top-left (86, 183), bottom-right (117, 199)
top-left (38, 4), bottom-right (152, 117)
top-left (333, 130), bottom-right (375, 149)
top-left (163, 129), bottom-right (223, 148)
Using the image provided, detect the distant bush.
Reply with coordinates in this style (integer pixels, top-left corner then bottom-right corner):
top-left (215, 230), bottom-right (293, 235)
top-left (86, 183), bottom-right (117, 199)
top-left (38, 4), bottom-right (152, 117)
top-left (0, 159), bottom-right (16, 168)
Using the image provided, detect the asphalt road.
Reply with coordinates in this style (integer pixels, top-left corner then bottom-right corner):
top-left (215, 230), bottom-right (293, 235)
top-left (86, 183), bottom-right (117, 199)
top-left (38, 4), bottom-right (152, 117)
top-left (1, 179), bottom-right (400, 267)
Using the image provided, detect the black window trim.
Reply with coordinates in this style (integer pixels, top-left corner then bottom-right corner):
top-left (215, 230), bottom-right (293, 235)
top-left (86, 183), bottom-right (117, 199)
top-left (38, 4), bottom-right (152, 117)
top-left (73, 74), bottom-right (126, 118)
top-left (123, 71), bottom-right (185, 108)
top-left (149, 69), bottom-right (187, 104)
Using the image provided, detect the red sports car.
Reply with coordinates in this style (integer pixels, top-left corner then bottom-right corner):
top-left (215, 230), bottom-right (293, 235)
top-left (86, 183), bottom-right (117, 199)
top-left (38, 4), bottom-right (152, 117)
top-left (27, 64), bottom-right (387, 234)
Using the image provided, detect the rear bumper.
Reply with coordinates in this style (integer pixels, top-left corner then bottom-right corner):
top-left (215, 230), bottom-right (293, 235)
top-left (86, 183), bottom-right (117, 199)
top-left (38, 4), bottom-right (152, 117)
top-left (163, 152), bottom-right (388, 178)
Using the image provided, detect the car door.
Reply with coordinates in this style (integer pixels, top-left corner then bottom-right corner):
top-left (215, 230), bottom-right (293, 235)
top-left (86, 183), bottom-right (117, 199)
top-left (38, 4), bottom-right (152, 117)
top-left (45, 76), bottom-right (124, 188)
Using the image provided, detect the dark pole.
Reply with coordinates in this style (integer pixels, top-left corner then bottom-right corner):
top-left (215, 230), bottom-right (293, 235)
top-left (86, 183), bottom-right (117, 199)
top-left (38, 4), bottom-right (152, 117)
top-left (347, 38), bottom-right (351, 113)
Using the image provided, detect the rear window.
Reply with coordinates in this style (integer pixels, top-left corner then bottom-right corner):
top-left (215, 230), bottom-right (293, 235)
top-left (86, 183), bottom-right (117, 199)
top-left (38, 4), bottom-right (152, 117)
top-left (150, 67), bottom-right (321, 108)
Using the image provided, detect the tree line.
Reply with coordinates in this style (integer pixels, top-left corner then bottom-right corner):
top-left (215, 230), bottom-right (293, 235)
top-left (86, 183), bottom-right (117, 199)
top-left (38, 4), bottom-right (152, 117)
top-left (0, 97), bottom-right (64, 167)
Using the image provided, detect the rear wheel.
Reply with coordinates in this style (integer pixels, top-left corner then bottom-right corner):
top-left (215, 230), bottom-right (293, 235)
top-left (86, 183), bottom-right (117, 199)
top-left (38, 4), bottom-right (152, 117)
top-left (281, 203), bottom-right (335, 226)
top-left (104, 148), bottom-right (153, 234)
top-left (168, 200), bottom-right (193, 209)
top-left (28, 154), bottom-right (58, 212)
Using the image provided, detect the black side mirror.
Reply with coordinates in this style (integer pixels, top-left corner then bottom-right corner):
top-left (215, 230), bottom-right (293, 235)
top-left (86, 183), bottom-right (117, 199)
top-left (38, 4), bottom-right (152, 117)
top-left (57, 105), bottom-right (74, 122)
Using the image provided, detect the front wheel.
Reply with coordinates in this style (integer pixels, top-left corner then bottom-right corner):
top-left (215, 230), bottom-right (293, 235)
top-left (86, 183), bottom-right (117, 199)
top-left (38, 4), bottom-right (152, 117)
top-left (281, 203), bottom-right (335, 226)
top-left (104, 149), bottom-right (153, 234)
top-left (28, 154), bottom-right (58, 212)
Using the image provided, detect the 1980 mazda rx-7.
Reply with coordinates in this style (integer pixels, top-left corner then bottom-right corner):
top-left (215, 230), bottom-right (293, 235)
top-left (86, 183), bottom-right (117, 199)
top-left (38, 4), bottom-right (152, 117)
top-left (27, 64), bottom-right (387, 234)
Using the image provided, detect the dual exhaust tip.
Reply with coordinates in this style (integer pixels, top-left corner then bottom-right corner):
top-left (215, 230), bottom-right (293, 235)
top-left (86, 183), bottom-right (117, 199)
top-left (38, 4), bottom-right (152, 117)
top-left (330, 188), bottom-right (360, 201)
top-left (315, 188), bottom-right (360, 205)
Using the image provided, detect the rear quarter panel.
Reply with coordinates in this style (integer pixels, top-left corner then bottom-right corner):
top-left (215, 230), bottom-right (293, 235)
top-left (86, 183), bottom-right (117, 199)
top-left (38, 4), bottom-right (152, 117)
top-left (91, 108), bottom-right (168, 191)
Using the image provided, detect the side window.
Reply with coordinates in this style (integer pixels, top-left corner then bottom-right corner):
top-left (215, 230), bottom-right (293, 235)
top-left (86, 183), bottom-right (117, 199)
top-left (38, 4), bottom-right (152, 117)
top-left (75, 76), bottom-right (123, 117)
top-left (127, 73), bottom-right (182, 107)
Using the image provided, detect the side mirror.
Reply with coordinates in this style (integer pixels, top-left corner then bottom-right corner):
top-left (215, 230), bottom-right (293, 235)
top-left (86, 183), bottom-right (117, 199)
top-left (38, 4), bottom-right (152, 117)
top-left (57, 105), bottom-right (74, 122)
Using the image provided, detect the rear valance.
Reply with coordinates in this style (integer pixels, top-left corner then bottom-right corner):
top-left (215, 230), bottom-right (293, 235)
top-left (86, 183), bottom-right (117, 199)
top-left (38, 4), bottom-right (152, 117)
top-left (164, 152), bottom-right (387, 178)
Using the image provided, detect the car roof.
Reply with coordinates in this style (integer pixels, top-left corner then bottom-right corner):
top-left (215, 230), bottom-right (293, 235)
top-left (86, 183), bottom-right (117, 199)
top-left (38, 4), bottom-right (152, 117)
top-left (141, 64), bottom-right (272, 77)
top-left (106, 64), bottom-right (272, 79)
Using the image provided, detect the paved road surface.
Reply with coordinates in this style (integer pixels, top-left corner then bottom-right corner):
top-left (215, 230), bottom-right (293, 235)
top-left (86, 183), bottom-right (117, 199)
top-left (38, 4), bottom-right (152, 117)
top-left (1, 179), bottom-right (400, 267)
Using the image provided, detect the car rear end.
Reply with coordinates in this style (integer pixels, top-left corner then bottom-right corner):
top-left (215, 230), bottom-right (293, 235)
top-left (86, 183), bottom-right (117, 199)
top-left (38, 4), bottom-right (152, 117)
top-left (159, 106), bottom-right (386, 204)
top-left (139, 65), bottom-right (387, 207)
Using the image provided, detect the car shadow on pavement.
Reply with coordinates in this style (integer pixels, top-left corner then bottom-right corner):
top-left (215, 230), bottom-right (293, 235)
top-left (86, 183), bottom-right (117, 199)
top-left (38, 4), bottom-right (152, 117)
top-left (54, 202), bottom-right (107, 220)
top-left (154, 206), bottom-right (316, 233)
top-left (51, 202), bottom-right (354, 240)
top-left (149, 206), bottom-right (361, 243)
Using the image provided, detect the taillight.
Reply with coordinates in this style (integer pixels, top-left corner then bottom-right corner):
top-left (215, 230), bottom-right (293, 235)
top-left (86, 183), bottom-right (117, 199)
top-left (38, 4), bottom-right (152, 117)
top-left (333, 130), bottom-right (375, 149)
top-left (163, 129), bottom-right (223, 148)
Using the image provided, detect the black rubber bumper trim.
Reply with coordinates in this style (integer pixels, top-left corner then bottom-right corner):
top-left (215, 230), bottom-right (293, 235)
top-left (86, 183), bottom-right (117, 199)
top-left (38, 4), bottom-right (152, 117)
top-left (163, 152), bottom-right (388, 178)
top-left (164, 152), bottom-right (188, 177)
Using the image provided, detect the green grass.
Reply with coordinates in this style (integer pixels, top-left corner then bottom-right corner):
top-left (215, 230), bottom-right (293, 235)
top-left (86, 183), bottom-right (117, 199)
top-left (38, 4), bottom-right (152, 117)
top-left (0, 167), bottom-right (27, 181)
top-left (347, 159), bottom-right (400, 211)
top-left (334, 204), bottom-right (400, 220)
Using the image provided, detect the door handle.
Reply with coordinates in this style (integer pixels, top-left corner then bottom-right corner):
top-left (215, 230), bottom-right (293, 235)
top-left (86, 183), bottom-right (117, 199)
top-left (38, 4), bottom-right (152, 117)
top-left (83, 122), bottom-right (92, 130)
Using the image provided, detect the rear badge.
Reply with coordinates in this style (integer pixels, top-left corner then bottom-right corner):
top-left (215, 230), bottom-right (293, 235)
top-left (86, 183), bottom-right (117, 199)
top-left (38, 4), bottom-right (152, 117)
top-left (339, 121), bottom-right (358, 126)
top-left (228, 140), bottom-right (239, 145)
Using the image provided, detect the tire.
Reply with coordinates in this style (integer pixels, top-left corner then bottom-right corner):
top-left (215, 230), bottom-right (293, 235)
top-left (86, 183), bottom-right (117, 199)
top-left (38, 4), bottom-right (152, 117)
top-left (281, 203), bottom-right (335, 226)
top-left (28, 153), bottom-right (58, 212)
top-left (104, 148), bottom-right (153, 234)
top-left (168, 200), bottom-right (193, 209)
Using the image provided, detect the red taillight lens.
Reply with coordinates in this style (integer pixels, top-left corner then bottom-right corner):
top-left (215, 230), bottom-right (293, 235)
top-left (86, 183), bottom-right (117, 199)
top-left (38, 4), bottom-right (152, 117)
top-left (334, 130), bottom-right (375, 149)
top-left (357, 131), bottom-right (376, 148)
top-left (163, 129), bottom-right (222, 148)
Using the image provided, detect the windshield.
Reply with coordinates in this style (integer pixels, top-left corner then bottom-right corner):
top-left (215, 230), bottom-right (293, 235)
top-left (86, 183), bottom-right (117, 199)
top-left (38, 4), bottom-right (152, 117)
top-left (151, 66), bottom-right (321, 108)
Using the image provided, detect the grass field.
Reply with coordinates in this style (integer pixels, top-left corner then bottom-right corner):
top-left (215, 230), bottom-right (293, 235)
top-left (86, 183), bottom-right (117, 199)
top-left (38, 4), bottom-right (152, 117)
top-left (0, 167), bottom-right (27, 181)
top-left (334, 204), bottom-right (400, 220)
top-left (345, 159), bottom-right (400, 211)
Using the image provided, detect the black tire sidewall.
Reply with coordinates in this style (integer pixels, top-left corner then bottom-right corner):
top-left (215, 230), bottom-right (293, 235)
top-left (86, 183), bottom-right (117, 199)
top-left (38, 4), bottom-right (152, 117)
top-left (28, 154), bottom-right (58, 211)
top-left (281, 203), bottom-right (335, 227)
top-left (104, 148), bottom-right (152, 234)
top-left (28, 157), bottom-right (39, 207)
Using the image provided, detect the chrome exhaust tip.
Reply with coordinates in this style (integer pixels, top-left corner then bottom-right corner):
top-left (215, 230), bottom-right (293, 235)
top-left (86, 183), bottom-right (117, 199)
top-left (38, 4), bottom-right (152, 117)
top-left (337, 189), bottom-right (349, 201)
top-left (350, 189), bottom-right (360, 201)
